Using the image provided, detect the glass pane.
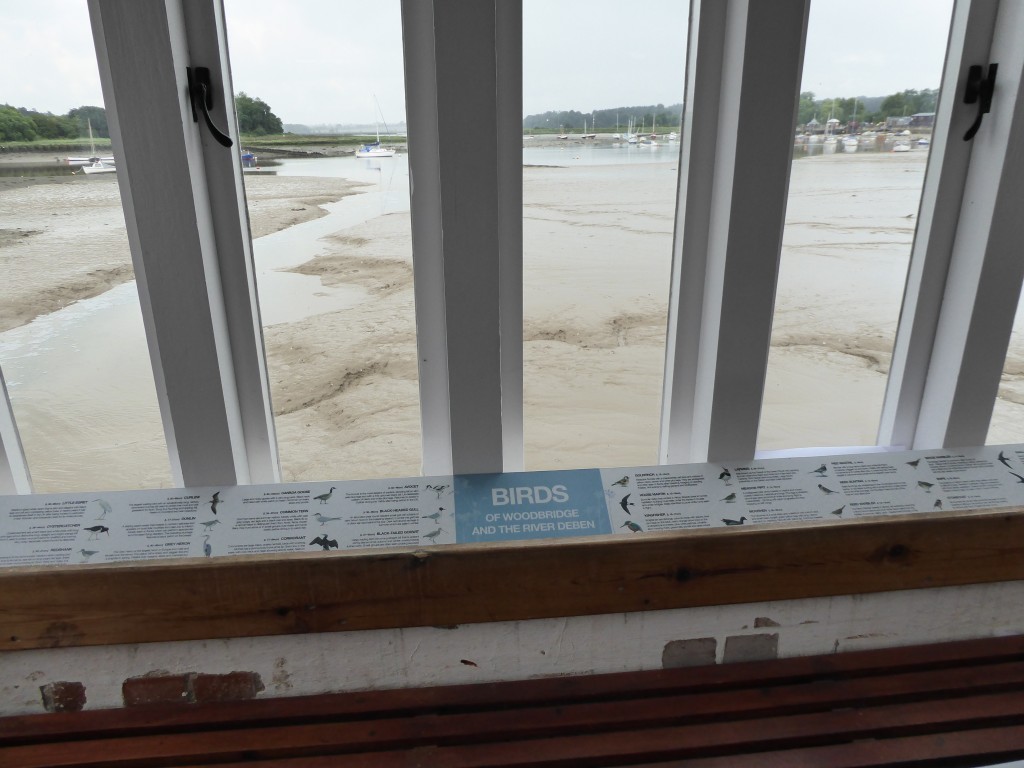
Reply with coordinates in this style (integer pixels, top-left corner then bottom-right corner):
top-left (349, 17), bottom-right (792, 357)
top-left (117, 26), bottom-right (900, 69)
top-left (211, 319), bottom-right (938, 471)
top-left (0, 1), bottom-right (170, 492)
top-left (223, 0), bottom-right (420, 482)
top-left (758, 0), bottom-right (953, 452)
top-left (988, 293), bottom-right (1024, 445)
top-left (522, 0), bottom-right (686, 470)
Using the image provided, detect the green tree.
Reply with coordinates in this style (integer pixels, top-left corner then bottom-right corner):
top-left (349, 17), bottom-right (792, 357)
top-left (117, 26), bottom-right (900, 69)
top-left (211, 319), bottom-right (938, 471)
top-left (234, 92), bottom-right (283, 135)
top-left (25, 110), bottom-right (78, 139)
top-left (0, 105), bottom-right (39, 141)
top-left (797, 91), bottom-right (817, 126)
top-left (68, 106), bottom-right (108, 138)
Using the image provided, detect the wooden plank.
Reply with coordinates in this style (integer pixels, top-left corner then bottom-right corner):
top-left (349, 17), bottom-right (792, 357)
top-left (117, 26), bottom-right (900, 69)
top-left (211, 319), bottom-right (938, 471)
top-left (2, 508), bottom-right (1024, 650)
top-left (8, 668), bottom-right (1024, 768)
top-left (674, 724), bottom-right (1024, 767)
top-left (8, 634), bottom-right (1024, 744)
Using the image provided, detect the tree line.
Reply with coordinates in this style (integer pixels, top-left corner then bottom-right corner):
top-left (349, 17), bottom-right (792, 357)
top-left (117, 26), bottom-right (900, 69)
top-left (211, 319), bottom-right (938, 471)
top-left (0, 105), bottom-right (108, 142)
top-left (797, 88), bottom-right (939, 127)
top-left (524, 104), bottom-right (684, 132)
top-left (0, 93), bottom-right (284, 143)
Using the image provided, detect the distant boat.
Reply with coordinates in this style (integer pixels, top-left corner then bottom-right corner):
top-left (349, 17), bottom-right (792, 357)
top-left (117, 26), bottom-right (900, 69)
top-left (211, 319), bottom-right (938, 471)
top-left (355, 141), bottom-right (396, 158)
top-left (557, 125), bottom-right (569, 139)
top-left (917, 137), bottom-right (931, 146)
top-left (842, 135), bottom-right (858, 153)
top-left (68, 118), bottom-right (114, 168)
top-left (80, 159), bottom-right (117, 174)
top-left (581, 115), bottom-right (596, 139)
top-left (356, 96), bottom-right (397, 158)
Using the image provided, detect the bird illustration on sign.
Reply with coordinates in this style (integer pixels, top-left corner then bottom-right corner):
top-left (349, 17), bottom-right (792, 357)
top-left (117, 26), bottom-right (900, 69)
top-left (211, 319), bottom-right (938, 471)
top-left (83, 525), bottom-right (109, 540)
top-left (309, 535), bottom-right (339, 551)
top-left (314, 512), bottom-right (342, 526)
top-left (313, 487), bottom-right (336, 505)
top-left (426, 484), bottom-right (450, 499)
top-left (423, 527), bottom-right (445, 543)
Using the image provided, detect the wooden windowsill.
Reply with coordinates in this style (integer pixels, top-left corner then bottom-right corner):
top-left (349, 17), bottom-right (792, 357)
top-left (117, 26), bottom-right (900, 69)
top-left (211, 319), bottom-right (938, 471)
top-left (2, 507), bottom-right (1023, 651)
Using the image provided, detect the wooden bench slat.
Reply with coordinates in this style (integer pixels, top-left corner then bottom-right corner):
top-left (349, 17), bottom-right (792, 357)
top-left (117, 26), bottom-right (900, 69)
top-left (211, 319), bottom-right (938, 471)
top-left (6, 686), bottom-right (1024, 768)
top-left (6, 636), bottom-right (1024, 767)
top-left (6, 633), bottom-right (1024, 745)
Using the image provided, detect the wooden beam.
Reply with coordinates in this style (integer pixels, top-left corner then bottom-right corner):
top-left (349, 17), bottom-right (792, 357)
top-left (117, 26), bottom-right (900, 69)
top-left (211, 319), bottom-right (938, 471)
top-left (2, 508), bottom-right (1023, 650)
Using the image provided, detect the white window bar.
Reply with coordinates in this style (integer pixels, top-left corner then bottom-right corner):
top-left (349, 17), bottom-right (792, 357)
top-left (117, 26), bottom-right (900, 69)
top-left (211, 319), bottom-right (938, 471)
top-left (496, 0), bottom-right (525, 473)
top-left (880, 0), bottom-right (1024, 450)
top-left (0, 366), bottom-right (32, 494)
top-left (401, 0), bottom-right (522, 475)
top-left (89, 0), bottom-right (279, 487)
top-left (660, 0), bottom-right (811, 465)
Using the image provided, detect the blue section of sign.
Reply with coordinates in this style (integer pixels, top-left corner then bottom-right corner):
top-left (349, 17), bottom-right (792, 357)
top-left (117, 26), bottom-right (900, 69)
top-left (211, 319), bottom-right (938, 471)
top-left (454, 469), bottom-right (610, 543)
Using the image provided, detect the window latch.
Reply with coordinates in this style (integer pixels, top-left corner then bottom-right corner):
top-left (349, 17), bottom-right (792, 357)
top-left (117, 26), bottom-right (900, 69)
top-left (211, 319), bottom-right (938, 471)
top-left (963, 63), bottom-right (997, 141)
top-left (186, 66), bottom-right (234, 148)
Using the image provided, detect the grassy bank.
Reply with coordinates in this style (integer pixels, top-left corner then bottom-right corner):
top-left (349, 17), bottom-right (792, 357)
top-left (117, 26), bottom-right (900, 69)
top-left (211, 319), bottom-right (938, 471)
top-left (0, 132), bottom-right (408, 158)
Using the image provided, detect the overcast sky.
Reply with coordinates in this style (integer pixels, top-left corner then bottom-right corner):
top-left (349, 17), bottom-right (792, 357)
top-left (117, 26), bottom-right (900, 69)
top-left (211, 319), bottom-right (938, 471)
top-left (1, 0), bottom-right (953, 125)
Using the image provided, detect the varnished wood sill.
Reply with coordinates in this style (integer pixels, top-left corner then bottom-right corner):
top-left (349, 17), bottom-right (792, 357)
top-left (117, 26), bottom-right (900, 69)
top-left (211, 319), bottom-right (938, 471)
top-left (2, 507), bottom-right (1023, 651)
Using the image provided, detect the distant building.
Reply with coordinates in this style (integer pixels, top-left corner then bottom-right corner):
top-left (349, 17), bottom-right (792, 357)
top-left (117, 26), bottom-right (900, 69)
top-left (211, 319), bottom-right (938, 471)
top-left (910, 112), bottom-right (936, 128)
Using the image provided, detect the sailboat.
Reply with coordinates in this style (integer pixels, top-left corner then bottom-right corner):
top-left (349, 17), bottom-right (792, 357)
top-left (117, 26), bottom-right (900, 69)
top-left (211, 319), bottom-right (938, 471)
top-left (355, 97), bottom-right (396, 158)
top-left (823, 103), bottom-right (838, 154)
top-left (581, 114), bottom-right (596, 140)
top-left (842, 100), bottom-right (860, 153)
top-left (68, 118), bottom-right (115, 171)
top-left (77, 119), bottom-right (116, 174)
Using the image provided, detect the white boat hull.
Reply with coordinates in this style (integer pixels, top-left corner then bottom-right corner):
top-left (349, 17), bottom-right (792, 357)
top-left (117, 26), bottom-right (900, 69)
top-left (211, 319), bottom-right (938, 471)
top-left (355, 148), bottom-right (396, 158)
top-left (80, 161), bottom-right (117, 174)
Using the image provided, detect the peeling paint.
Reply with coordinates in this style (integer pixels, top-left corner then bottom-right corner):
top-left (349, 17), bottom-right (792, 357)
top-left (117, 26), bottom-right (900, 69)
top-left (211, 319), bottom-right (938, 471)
top-left (4, 582), bottom-right (1024, 717)
top-left (272, 658), bottom-right (292, 692)
top-left (754, 617), bottom-right (782, 628)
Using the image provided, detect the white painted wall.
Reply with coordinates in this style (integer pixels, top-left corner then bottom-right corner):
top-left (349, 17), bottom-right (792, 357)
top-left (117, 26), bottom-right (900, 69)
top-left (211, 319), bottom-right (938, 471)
top-left (4, 580), bottom-right (1024, 715)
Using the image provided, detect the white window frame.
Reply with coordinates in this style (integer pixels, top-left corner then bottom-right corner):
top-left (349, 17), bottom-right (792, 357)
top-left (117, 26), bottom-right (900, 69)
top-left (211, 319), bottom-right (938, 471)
top-left (2, 0), bottom-right (1024, 492)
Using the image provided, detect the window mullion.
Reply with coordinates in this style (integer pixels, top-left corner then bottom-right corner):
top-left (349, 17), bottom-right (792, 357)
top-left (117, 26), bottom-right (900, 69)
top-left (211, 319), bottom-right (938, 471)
top-left (402, 0), bottom-right (510, 475)
top-left (660, 0), bottom-right (810, 464)
top-left (877, 0), bottom-right (1000, 449)
top-left (905, 0), bottom-right (1024, 448)
top-left (90, 0), bottom-right (276, 486)
top-left (0, 366), bottom-right (32, 494)
top-left (496, 0), bottom-right (524, 473)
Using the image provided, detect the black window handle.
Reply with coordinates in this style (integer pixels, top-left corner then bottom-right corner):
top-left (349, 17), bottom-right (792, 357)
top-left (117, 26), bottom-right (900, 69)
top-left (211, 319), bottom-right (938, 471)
top-left (186, 66), bottom-right (234, 148)
top-left (963, 63), bottom-right (997, 141)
